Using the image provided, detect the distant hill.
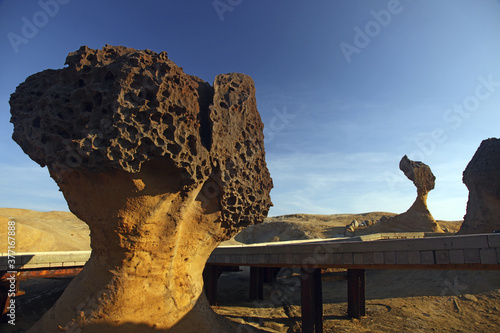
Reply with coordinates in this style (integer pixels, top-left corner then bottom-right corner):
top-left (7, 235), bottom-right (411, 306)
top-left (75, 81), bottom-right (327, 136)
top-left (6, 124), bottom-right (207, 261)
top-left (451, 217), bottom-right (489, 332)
top-left (0, 208), bottom-right (462, 252)
top-left (0, 208), bottom-right (90, 253)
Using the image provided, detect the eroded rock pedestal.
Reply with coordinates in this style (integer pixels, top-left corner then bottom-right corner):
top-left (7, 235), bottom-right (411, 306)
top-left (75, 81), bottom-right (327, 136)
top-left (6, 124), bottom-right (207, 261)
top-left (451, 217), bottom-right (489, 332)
top-left (10, 45), bottom-right (273, 332)
top-left (459, 138), bottom-right (500, 234)
top-left (354, 156), bottom-right (443, 235)
top-left (391, 155), bottom-right (443, 232)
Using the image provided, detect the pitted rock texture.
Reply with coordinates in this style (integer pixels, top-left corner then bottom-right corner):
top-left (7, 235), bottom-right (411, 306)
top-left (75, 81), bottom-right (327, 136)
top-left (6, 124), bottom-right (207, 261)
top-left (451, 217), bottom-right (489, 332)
top-left (10, 45), bottom-right (272, 231)
top-left (10, 45), bottom-right (212, 181)
top-left (353, 156), bottom-right (442, 235)
top-left (459, 138), bottom-right (500, 234)
top-left (10, 45), bottom-right (272, 333)
top-left (210, 73), bottom-right (271, 235)
top-left (399, 155), bottom-right (435, 195)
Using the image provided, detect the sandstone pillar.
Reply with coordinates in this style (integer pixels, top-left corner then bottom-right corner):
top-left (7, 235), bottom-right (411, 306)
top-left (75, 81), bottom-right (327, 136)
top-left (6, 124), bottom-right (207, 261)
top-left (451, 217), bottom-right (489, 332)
top-left (459, 138), bottom-right (500, 234)
top-left (388, 155), bottom-right (443, 232)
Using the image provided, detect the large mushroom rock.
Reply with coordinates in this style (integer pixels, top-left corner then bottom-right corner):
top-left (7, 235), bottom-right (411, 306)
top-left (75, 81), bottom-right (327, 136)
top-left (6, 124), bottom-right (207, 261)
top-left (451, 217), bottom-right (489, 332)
top-left (354, 156), bottom-right (443, 235)
top-left (9, 45), bottom-right (272, 332)
top-left (459, 138), bottom-right (500, 234)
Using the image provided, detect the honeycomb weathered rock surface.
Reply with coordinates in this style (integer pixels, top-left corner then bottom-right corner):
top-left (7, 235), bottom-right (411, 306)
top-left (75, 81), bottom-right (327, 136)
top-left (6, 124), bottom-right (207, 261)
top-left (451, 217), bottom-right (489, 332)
top-left (10, 44), bottom-right (272, 231)
top-left (10, 45), bottom-right (272, 332)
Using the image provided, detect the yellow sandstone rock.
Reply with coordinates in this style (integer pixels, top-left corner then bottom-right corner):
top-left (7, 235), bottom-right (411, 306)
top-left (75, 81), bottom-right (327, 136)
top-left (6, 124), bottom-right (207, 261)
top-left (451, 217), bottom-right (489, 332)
top-left (10, 45), bottom-right (273, 332)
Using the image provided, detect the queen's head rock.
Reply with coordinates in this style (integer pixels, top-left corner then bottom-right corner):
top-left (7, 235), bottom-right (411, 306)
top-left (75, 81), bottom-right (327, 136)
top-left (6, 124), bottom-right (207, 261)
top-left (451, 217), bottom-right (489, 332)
top-left (384, 155), bottom-right (443, 232)
top-left (10, 45), bottom-right (272, 332)
top-left (459, 138), bottom-right (500, 234)
top-left (350, 155), bottom-right (443, 235)
top-left (399, 155), bottom-right (435, 197)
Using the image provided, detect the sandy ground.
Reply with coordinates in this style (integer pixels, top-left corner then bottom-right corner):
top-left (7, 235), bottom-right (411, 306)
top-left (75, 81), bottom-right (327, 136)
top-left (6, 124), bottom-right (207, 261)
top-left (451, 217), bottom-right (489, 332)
top-left (0, 208), bottom-right (90, 253)
top-left (214, 268), bottom-right (500, 333)
top-left (1, 208), bottom-right (499, 332)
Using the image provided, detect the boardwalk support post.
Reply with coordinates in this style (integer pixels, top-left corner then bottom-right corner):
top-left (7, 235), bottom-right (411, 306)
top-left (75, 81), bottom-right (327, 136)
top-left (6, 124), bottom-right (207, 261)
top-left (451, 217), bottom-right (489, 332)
top-left (249, 266), bottom-right (265, 301)
top-left (300, 268), bottom-right (323, 333)
top-left (347, 269), bottom-right (365, 318)
top-left (263, 267), bottom-right (281, 283)
top-left (203, 265), bottom-right (241, 306)
top-left (203, 265), bottom-right (222, 306)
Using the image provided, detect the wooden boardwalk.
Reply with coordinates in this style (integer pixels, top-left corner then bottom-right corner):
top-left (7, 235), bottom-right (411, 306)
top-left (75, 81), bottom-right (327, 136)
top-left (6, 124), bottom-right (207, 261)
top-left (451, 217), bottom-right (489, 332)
top-left (2, 232), bottom-right (500, 332)
top-left (206, 232), bottom-right (500, 332)
top-left (208, 232), bottom-right (500, 270)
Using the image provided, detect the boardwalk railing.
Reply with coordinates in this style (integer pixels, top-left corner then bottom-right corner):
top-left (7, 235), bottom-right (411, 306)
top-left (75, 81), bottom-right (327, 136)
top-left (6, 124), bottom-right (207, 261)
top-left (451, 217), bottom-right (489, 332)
top-left (208, 232), bottom-right (500, 270)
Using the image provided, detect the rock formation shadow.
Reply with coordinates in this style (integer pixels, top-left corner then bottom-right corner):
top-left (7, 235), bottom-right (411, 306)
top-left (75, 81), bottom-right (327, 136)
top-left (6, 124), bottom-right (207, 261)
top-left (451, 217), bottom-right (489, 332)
top-left (84, 293), bottom-right (267, 333)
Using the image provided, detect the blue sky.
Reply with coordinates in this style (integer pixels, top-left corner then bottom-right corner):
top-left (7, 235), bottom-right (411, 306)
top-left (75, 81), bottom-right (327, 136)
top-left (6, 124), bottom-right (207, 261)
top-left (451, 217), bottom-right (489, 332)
top-left (1, 0), bottom-right (499, 220)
